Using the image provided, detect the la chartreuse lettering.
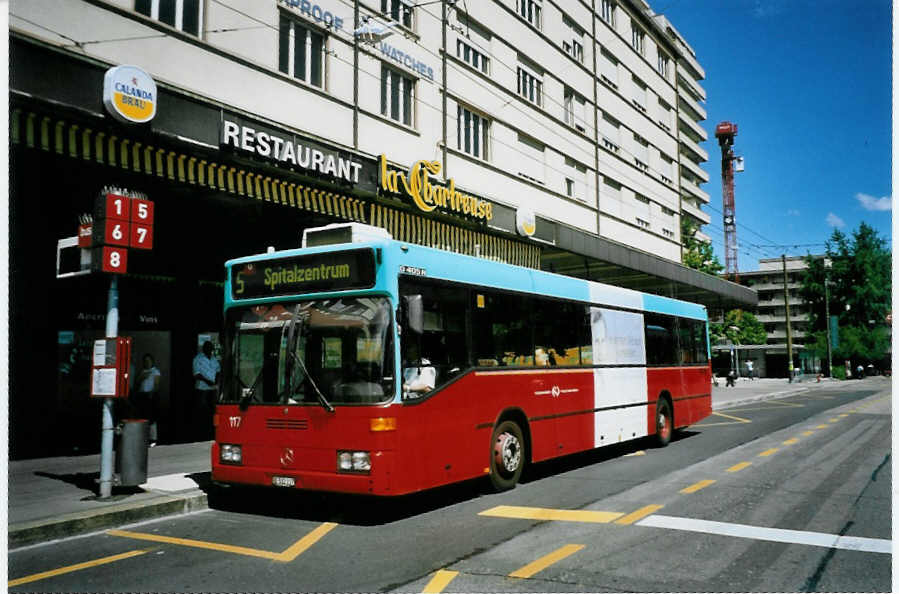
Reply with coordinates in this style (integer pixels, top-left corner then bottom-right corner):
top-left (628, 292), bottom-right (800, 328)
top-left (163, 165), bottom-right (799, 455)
top-left (264, 263), bottom-right (351, 291)
top-left (379, 155), bottom-right (493, 221)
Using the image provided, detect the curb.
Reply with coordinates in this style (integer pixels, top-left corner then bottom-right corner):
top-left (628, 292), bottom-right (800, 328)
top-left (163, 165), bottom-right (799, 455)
top-left (8, 490), bottom-right (209, 549)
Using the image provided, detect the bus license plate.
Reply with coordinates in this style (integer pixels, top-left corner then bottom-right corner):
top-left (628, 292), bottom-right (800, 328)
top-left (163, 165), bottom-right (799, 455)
top-left (272, 476), bottom-right (295, 487)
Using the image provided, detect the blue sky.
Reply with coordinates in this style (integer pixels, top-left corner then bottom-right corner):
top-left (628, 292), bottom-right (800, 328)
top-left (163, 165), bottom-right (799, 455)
top-left (660, 0), bottom-right (892, 271)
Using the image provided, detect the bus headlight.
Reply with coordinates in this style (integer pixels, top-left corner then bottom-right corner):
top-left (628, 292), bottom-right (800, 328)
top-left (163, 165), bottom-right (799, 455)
top-left (220, 444), bottom-right (243, 465)
top-left (337, 450), bottom-right (371, 473)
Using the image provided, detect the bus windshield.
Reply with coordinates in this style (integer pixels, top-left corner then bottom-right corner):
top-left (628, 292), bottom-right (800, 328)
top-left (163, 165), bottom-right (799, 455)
top-left (222, 297), bottom-right (395, 407)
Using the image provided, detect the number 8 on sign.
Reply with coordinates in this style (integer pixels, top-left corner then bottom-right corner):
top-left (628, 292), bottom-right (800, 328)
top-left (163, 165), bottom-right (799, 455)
top-left (102, 246), bottom-right (128, 274)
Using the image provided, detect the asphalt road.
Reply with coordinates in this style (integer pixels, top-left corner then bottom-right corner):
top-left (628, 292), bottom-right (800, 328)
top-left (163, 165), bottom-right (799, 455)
top-left (8, 380), bottom-right (890, 592)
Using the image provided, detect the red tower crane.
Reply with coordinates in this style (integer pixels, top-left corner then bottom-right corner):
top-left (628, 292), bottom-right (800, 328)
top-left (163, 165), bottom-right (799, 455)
top-left (715, 121), bottom-right (740, 281)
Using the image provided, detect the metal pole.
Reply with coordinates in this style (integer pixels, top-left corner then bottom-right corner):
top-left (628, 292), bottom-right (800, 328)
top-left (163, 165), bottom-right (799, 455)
top-left (99, 276), bottom-right (119, 498)
top-left (824, 276), bottom-right (832, 378)
top-left (783, 255), bottom-right (794, 382)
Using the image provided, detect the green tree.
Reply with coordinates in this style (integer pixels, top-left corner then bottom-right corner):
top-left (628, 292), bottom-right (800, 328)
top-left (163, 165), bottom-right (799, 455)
top-left (799, 222), bottom-right (891, 365)
top-left (709, 309), bottom-right (767, 345)
top-left (681, 219), bottom-right (724, 275)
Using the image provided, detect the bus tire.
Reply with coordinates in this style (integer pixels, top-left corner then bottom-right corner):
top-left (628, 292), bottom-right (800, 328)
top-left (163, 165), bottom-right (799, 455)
top-left (654, 397), bottom-right (673, 447)
top-left (489, 420), bottom-right (525, 491)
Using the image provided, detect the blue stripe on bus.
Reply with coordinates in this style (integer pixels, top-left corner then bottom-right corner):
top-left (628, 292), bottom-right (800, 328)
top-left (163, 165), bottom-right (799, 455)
top-left (642, 293), bottom-right (706, 320)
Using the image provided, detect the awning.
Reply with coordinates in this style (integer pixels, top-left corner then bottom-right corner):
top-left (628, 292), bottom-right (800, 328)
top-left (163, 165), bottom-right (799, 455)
top-left (10, 108), bottom-right (540, 269)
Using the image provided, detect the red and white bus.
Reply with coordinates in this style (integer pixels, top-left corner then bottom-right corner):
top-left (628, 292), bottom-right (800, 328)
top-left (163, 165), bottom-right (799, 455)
top-left (212, 224), bottom-right (712, 494)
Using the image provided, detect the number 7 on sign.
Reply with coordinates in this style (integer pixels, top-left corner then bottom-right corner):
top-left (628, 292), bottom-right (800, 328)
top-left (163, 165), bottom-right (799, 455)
top-left (130, 223), bottom-right (153, 249)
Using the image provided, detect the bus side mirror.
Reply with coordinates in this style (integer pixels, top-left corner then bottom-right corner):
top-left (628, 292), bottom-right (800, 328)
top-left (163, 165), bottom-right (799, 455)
top-left (403, 295), bottom-right (424, 335)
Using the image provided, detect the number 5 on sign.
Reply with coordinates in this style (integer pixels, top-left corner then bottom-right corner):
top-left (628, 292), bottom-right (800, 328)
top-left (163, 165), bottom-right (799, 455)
top-left (130, 200), bottom-right (154, 225)
top-left (130, 223), bottom-right (153, 249)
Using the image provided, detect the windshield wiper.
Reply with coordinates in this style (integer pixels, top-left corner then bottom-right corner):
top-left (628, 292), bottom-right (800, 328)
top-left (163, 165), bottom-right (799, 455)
top-left (285, 306), bottom-right (334, 413)
top-left (239, 367), bottom-right (264, 411)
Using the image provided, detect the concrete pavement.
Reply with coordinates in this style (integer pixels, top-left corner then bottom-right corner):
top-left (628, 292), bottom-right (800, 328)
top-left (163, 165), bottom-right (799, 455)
top-left (6, 376), bottom-right (883, 549)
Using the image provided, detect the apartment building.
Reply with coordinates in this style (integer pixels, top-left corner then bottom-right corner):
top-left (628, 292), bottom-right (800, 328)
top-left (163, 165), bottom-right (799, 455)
top-left (9, 0), bottom-right (750, 457)
top-left (712, 256), bottom-right (822, 378)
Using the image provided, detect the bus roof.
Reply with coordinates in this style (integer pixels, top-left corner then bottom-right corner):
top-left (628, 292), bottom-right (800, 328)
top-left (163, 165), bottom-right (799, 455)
top-left (226, 238), bottom-right (707, 321)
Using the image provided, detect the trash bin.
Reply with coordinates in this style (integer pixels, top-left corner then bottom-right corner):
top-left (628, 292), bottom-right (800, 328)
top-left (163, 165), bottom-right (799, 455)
top-left (116, 418), bottom-right (149, 486)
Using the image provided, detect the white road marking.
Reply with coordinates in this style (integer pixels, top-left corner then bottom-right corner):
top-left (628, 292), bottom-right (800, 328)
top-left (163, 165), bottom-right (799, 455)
top-left (637, 515), bottom-right (891, 555)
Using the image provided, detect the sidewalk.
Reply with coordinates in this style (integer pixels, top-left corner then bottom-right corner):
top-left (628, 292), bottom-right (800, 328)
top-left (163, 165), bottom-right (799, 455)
top-left (5, 377), bottom-right (878, 549)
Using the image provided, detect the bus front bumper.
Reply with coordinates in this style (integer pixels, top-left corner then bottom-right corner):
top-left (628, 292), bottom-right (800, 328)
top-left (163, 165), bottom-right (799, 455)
top-left (211, 451), bottom-right (395, 495)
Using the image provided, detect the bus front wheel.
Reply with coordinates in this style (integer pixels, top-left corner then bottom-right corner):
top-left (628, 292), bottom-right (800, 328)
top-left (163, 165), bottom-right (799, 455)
top-left (489, 420), bottom-right (525, 491)
top-left (654, 398), bottom-right (673, 447)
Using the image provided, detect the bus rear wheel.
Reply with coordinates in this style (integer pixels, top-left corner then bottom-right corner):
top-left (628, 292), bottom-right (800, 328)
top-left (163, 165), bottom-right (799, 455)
top-left (489, 420), bottom-right (525, 491)
top-left (654, 398), bottom-right (673, 447)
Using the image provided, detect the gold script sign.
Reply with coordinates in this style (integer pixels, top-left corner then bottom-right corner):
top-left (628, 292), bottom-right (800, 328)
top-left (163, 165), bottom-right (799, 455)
top-left (379, 155), bottom-right (493, 221)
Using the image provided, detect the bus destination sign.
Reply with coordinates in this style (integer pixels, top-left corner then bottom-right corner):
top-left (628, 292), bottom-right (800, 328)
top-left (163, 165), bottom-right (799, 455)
top-left (231, 249), bottom-right (376, 299)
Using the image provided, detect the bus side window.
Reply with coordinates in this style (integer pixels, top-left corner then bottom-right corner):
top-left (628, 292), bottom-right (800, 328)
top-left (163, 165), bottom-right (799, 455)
top-left (644, 313), bottom-right (677, 366)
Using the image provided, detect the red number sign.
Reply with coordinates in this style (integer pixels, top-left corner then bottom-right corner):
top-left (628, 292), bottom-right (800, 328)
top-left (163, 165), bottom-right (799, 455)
top-left (100, 246), bottom-right (128, 274)
top-left (104, 193), bottom-right (131, 221)
top-left (130, 223), bottom-right (154, 249)
top-left (130, 199), bottom-right (155, 225)
top-left (103, 220), bottom-right (131, 247)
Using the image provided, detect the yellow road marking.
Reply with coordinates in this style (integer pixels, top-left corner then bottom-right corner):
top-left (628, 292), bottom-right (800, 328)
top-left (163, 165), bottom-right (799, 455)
top-left (727, 462), bottom-right (752, 473)
top-left (509, 544), bottom-right (585, 578)
top-left (625, 450), bottom-right (646, 457)
top-left (615, 504), bottom-right (664, 525)
top-left (839, 413), bottom-right (849, 417)
top-left (711, 411), bottom-right (752, 423)
top-left (783, 438), bottom-right (799, 445)
top-left (273, 522), bottom-right (338, 562)
top-left (480, 505), bottom-right (623, 523)
top-left (828, 418), bottom-right (840, 423)
top-left (422, 570), bottom-right (459, 593)
top-left (733, 400), bottom-right (803, 410)
top-left (9, 549), bottom-right (149, 587)
top-left (108, 529), bottom-right (282, 560)
top-left (680, 479), bottom-right (716, 494)
top-left (759, 448), bottom-right (778, 457)
top-left (815, 424), bottom-right (829, 429)
top-left (802, 431), bottom-right (814, 436)
top-left (108, 522), bottom-right (337, 563)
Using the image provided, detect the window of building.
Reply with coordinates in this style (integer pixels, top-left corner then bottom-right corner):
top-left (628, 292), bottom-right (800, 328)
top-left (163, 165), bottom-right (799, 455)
top-left (634, 193), bottom-right (650, 205)
top-left (636, 217), bottom-right (651, 229)
top-left (457, 105), bottom-right (489, 160)
top-left (278, 16), bottom-right (325, 88)
top-left (456, 39), bottom-right (489, 74)
top-left (517, 63), bottom-right (543, 107)
top-left (602, 176), bottom-right (622, 200)
top-left (599, 47), bottom-right (618, 89)
top-left (382, 0), bottom-right (413, 29)
top-left (517, 132), bottom-right (545, 184)
top-left (661, 206), bottom-right (676, 216)
top-left (381, 66), bottom-right (414, 126)
top-left (600, 0), bottom-right (616, 27)
top-left (562, 16), bottom-right (585, 63)
top-left (600, 112), bottom-right (620, 153)
top-left (631, 24), bottom-right (645, 56)
top-left (659, 154), bottom-right (674, 185)
top-left (563, 87), bottom-right (587, 133)
top-left (662, 228), bottom-right (674, 238)
top-left (135, 0), bottom-right (201, 36)
top-left (564, 156), bottom-right (588, 201)
top-left (633, 133), bottom-right (649, 170)
top-left (517, 0), bottom-right (542, 29)
top-left (657, 52), bottom-right (670, 79)
top-left (631, 74), bottom-right (647, 112)
top-left (657, 99), bottom-right (673, 131)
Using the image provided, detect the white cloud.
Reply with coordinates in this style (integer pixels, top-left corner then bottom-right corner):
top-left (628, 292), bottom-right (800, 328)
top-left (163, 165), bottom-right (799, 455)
top-left (826, 212), bottom-right (846, 228)
top-left (856, 192), bottom-right (892, 212)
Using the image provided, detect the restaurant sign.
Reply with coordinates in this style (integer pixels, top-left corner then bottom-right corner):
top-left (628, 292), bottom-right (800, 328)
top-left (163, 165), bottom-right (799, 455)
top-left (378, 155), bottom-right (493, 222)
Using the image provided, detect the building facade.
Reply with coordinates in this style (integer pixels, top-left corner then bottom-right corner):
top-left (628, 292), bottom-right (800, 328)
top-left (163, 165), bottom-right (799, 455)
top-left (9, 0), bottom-right (748, 458)
top-left (712, 256), bottom-right (822, 378)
